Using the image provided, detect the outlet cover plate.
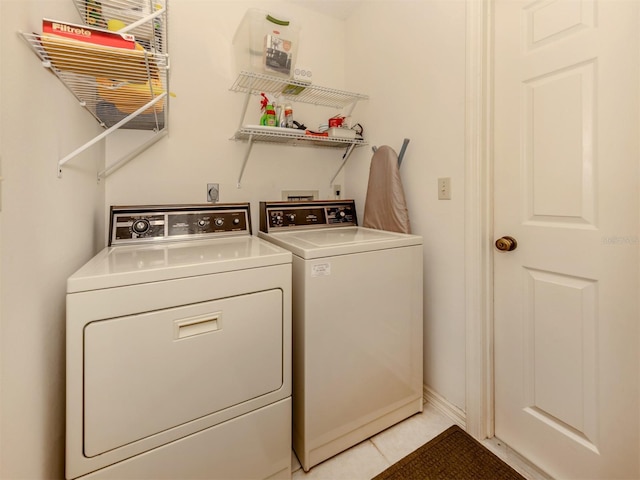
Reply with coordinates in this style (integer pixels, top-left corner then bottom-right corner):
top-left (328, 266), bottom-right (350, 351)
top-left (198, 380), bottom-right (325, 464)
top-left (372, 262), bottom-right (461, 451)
top-left (207, 183), bottom-right (220, 203)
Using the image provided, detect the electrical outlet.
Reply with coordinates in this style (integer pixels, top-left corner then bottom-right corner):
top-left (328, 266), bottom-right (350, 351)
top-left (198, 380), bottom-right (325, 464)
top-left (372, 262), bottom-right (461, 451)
top-left (207, 183), bottom-right (219, 203)
top-left (333, 184), bottom-right (342, 199)
top-left (438, 177), bottom-right (451, 200)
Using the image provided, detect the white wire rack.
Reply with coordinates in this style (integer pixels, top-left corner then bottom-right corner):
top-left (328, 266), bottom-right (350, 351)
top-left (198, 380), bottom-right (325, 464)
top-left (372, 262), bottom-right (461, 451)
top-left (20, 32), bottom-right (168, 128)
top-left (229, 71), bottom-right (368, 187)
top-left (233, 126), bottom-right (366, 148)
top-left (19, 0), bottom-right (169, 178)
top-left (230, 71), bottom-right (368, 111)
top-left (72, 0), bottom-right (166, 53)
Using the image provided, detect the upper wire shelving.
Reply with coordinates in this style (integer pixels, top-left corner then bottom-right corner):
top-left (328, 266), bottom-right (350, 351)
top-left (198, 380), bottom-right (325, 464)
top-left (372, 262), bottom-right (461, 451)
top-left (19, 0), bottom-right (169, 178)
top-left (229, 71), bottom-right (369, 187)
top-left (230, 71), bottom-right (369, 111)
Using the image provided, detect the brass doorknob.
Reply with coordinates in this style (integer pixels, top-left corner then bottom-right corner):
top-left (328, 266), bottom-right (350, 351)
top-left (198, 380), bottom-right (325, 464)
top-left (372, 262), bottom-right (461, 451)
top-left (495, 236), bottom-right (517, 251)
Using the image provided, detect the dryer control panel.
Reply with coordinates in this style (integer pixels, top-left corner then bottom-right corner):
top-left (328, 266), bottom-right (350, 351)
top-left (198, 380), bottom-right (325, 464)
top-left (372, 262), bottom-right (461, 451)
top-left (259, 200), bottom-right (357, 233)
top-left (109, 204), bottom-right (252, 246)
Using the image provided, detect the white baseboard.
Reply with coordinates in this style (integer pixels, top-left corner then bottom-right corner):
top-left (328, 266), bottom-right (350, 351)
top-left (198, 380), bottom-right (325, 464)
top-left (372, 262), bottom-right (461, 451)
top-left (482, 437), bottom-right (554, 480)
top-left (423, 385), bottom-right (466, 429)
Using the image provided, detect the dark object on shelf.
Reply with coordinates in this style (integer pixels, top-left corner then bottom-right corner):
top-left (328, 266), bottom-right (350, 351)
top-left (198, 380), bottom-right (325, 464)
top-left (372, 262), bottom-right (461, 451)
top-left (96, 101), bottom-right (165, 130)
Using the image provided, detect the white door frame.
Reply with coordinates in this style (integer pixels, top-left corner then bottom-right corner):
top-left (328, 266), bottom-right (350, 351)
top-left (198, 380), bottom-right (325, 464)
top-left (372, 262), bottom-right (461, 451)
top-left (464, 0), bottom-right (493, 440)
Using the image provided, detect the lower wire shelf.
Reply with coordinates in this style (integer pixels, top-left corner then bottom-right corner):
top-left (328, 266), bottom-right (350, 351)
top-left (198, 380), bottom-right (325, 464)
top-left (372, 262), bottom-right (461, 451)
top-left (232, 126), bottom-right (366, 148)
top-left (231, 126), bottom-right (367, 188)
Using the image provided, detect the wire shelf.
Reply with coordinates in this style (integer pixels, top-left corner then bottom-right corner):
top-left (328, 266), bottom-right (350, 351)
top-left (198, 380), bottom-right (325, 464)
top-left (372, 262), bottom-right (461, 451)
top-left (72, 0), bottom-right (166, 53)
top-left (20, 27), bottom-right (168, 131)
top-left (19, 0), bottom-right (170, 177)
top-left (232, 126), bottom-right (367, 148)
top-left (230, 71), bottom-right (369, 110)
top-left (229, 71), bottom-right (368, 187)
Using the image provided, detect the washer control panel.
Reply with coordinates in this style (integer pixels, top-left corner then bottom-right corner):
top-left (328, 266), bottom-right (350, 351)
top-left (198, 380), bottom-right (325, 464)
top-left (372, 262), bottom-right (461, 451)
top-left (259, 200), bottom-right (357, 233)
top-left (109, 204), bottom-right (251, 246)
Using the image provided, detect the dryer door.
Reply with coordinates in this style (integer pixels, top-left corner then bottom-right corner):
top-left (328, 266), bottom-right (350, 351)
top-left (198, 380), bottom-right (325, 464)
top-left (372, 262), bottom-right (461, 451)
top-left (83, 289), bottom-right (283, 456)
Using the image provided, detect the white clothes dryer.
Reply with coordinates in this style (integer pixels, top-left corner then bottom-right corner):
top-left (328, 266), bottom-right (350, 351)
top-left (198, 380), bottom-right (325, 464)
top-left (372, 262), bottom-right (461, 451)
top-left (66, 204), bottom-right (292, 480)
top-left (258, 200), bottom-right (423, 472)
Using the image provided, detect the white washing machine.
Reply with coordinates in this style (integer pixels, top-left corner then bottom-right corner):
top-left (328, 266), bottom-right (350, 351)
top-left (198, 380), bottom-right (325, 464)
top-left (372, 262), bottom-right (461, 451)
top-left (258, 200), bottom-right (423, 472)
top-left (66, 203), bottom-right (292, 480)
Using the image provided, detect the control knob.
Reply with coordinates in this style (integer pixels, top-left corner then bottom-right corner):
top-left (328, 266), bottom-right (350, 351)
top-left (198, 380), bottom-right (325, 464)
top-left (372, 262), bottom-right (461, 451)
top-left (286, 213), bottom-right (296, 223)
top-left (132, 219), bottom-right (150, 235)
top-left (197, 219), bottom-right (207, 227)
top-left (336, 210), bottom-right (347, 221)
top-left (271, 213), bottom-right (283, 226)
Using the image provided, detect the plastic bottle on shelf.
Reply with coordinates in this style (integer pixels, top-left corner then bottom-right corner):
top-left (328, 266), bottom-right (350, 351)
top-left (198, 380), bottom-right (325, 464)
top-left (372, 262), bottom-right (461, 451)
top-left (284, 105), bottom-right (293, 128)
top-left (277, 105), bottom-right (285, 127)
top-left (261, 104), bottom-right (277, 126)
top-left (259, 92), bottom-right (277, 126)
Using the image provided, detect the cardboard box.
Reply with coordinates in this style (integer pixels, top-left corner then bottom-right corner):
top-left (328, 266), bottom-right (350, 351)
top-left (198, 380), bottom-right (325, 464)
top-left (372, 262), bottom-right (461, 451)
top-left (328, 128), bottom-right (357, 139)
top-left (42, 18), bottom-right (136, 49)
top-left (40, 18), bottom-right (158, 82)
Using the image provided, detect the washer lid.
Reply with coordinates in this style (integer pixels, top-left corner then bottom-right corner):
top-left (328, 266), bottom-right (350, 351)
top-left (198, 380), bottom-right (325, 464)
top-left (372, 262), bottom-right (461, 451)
top-left (258, 226), bottom-right (422, 259)
top-left (67, 236), bottom-right (291, 293)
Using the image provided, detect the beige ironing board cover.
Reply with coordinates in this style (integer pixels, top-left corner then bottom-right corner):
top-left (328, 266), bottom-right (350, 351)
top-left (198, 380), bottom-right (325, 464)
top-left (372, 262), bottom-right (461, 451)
top-left (363, 145), bottom-right (411, 234)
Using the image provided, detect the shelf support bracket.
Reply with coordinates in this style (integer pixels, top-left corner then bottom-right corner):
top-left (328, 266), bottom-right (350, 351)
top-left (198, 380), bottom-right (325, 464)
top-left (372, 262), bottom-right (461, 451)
top-left (117, 7), bottom-right (166, 35)
top-left (98, 128), bottom-right (168, 180)
top-left (237, 134), bottom-right (255, 188)
top-left (57, 93), bottom-right (167, 177)
top-left (330, 143), bottom-right (357, 186)
top-left (344, 99), bottom-right (361, 118)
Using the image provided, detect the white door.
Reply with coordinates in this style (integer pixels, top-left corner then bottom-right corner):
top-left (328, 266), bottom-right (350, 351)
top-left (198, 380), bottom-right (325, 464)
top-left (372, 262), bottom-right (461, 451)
top-left (493, 0), bottom-right (639, 478)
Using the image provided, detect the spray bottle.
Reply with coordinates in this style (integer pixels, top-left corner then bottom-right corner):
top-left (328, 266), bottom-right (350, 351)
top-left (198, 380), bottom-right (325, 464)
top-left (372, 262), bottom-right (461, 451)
top-left (284, 104), bottom-right (293, 128)
top-left (259, 93), bottom-right (277, 126)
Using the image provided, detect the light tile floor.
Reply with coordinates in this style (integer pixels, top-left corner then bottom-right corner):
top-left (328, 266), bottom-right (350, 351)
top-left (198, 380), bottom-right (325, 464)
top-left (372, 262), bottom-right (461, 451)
top-left (291, 403), bottom-right (550, 480)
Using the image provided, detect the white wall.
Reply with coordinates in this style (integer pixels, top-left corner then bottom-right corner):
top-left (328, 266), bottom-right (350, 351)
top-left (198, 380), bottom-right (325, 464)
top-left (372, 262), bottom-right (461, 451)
top-left (105, 1), bottom-right (352, 230)
top-left (105, 0), bottom-right (469, 410)
top-left (0, 1), bottom-right (468, 478)
top-left (0, 7), bottom-right (4, 475)
top-left (344, 1), bottom-right (467, 409)
top-left (0, 2), bottom-right (106, 478)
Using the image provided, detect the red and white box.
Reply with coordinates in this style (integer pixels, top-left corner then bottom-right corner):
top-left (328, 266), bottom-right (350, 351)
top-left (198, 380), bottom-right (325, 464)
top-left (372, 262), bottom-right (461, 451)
top-left (42, 18), bottom-right (136, 50)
